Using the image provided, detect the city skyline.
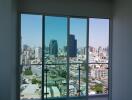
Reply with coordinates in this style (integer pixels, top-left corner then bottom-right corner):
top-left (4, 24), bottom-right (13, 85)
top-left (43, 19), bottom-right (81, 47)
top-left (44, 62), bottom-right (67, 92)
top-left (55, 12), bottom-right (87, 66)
top-left (21, 14), bottom-right (109, 49)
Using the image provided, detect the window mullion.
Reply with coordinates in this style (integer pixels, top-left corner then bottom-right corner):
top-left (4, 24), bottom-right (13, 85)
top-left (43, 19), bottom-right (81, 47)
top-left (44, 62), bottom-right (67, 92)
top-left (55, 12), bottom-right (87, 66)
top-left (67, 16), bottom-right (70, 98)
top-left (86, 18), bottom-right (89, 100)
top-left (42, 15), bottom-right (45, 100)
top-left (78, 64), bottom-right (81, 96)
top-left (108, 19), bottom-right (112, 100)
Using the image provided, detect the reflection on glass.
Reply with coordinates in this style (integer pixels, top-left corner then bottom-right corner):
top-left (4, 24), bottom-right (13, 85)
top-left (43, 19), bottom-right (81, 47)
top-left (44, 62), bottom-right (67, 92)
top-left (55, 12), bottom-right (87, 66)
top-left (89, 18), bottom-right (109, 63)
top-left (88, 64), bottom-right (108, 95)
top-left (20, 14), bottom-right (42, 100)
top-left (69, 18), bottom-right (87, 63)
top-left (69, 64), bottom-right (86, 97)
top-left (44, 64), bottom-right (67, 98)
top-left (45, 16), bottom-right (67, 64)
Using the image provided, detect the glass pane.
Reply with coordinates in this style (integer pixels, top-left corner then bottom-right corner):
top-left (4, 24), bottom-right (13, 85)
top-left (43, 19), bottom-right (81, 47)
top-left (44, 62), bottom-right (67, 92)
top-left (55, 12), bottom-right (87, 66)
top-left (69, 64), bottom-right (86, 97)
top-left (88, 64), bottom-right (108, 95)
top-left (45, 16), bottom-right (67, 64)
top-left (21, 14), bottom-right (42, 65)
top-left (44, 64), bottom-right (67, 98)
top-left (20, 14), bottom-right (42, 100)
top-left (69, 18), bottom-right (87, 63)
top-left (89, 18), bottom-right (109, 63)
top-left (20, 65), bottom-right (42, 99)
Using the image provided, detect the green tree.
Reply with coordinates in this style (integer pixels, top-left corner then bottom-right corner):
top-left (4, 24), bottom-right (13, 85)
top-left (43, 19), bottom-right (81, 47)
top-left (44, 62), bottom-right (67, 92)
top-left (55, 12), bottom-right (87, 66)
top-left (32, 78), bottom-right (41, 84)
top-left (59, 69), bottom-right (67, 78)
top-left (24, 68), bottom-right (32, 75)
top-left (92, 84), bottom-right (103, 93)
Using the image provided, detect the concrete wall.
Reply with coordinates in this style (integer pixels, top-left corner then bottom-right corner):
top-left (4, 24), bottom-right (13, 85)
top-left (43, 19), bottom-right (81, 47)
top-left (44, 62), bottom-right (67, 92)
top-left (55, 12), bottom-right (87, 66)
top-left (19, 0), bottom-right (113, 18)
top-left (112, 0), bottom-right (132, 100)
top-left (0, 0), bottom-right (17, 100)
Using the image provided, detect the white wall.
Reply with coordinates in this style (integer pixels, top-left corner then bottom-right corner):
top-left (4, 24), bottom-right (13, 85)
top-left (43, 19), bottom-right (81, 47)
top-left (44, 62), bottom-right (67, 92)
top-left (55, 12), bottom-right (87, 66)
top-left (112, 0), bottom-right (132, 100)
top-left (0, 0), bottom-right (17, 100)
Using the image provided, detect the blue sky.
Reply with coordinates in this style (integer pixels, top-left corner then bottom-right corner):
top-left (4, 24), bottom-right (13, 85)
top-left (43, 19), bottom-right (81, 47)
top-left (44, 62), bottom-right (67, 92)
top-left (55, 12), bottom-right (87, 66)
top-left (70, 18), bottom-right (87, 48)
top-left (21, 14), bottom-right (42, 47)
top-left (89, 18), bottom-right (109, 48)
top-left (45, 16), bottom-right (67, 48)
top-left (21, 14), bottom-right (109, 48)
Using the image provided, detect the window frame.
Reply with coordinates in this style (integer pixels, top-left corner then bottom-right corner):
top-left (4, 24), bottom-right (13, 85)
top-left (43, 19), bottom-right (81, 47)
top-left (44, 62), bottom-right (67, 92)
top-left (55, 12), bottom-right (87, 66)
top-left (17, 12), bottom-right (112, 100)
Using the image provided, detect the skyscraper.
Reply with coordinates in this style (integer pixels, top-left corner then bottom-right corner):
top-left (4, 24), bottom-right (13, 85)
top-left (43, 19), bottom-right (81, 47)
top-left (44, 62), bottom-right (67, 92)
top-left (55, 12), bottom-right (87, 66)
top-left (69, 34), bottom-right (77, 57)
top-left (49, 40), bottom-right (58, 57)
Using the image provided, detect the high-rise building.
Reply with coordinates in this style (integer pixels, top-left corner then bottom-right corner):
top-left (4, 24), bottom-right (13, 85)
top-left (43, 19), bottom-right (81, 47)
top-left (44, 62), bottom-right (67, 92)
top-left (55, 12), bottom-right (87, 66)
top-left (79, 47), bottom-right (86, 55)
top-left (23, 44), bottom-right (29, 51)
top-left (69, 34), bottom-right (77, 57)
top-left (49, 39), bottom-right (58, 56)
top-left (98, 46), bottom-right (103, 56)
top-left (35, 47), bottom-right (42, 60)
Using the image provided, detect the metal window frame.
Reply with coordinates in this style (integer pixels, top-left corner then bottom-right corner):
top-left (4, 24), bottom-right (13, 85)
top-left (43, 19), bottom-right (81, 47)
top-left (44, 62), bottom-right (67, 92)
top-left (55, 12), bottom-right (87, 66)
top-left (86, 18), bottom-right (89, 100)
top-left (17, 12), bottom-right (112, 100)
top-left (67, 16), bottom-right (70, 98)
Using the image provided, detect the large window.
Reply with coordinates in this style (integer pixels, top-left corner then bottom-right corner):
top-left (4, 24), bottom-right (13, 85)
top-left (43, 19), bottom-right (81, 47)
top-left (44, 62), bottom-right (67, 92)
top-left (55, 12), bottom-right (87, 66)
top-left (20, 14), bottom-right (110, 100)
